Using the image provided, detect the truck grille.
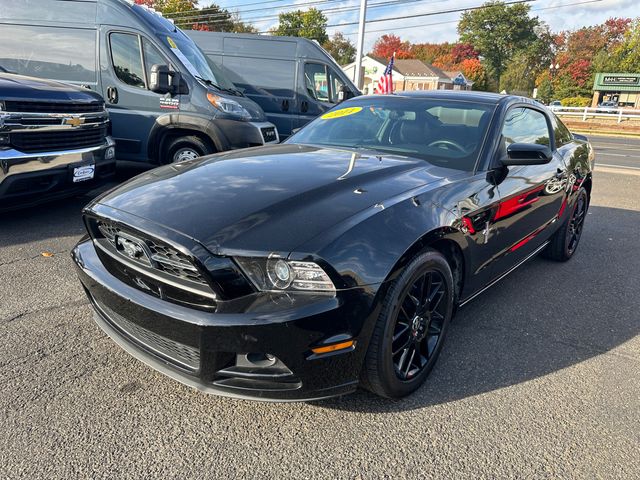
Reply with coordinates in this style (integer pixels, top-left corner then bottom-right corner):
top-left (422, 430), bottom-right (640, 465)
top-left (95, 298), bottom-right (201, 371)
top-left (4, 100), bottom-right (104, 114)
top-left (11, 125), bottom-right (108, 153)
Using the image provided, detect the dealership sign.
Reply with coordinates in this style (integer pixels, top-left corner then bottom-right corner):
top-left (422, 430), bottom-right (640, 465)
top-left (602, 75), bottom-right (640, 85)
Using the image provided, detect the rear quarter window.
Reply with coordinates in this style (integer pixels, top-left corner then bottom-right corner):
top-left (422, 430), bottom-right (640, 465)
top-left (0, 25), bottom-right (96, 83)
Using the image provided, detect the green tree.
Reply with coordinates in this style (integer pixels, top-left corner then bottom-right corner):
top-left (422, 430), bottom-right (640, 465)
top-left (458, 1), bottom-right (541, 89)
top-left (608, 18), bottom-right (640, 72)
top-left (323, 32), bottom-right (356, 65)
top-left (272, 8), bottom-right (328, 43)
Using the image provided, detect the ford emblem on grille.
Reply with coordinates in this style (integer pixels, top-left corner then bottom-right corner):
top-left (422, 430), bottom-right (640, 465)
top-left (115, 234), bottom-right (151, 265)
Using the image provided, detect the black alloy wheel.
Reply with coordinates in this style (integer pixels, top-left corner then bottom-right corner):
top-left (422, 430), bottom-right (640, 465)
top-left (566, 189), bottom-right (587, 255)
top-left (391, 269), bottom-right (447, 381)
top-left (543, 187), bottom-right (589, 261)
top-left (362, 250), bottom-right (454, 398)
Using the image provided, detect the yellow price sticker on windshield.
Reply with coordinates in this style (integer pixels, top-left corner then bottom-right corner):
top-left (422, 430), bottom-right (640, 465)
top-left (321, 107), bottom-right (362, 120)
top-left (167, 37), bottom-right (177, 49)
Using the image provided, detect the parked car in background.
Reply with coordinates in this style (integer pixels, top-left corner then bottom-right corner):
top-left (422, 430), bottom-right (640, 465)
top-left (0, 0), bottom-right (278, 165)
top-left (596, 101), bottom-right (619, 113)
top-left (549, 100), bottom-right (562, 111)
top-left (188, 31), bottom-right (360, 139)
top-left (72, 91), bottom-right (594, 401)
top-left (0, 72), bottom-right (115, 212)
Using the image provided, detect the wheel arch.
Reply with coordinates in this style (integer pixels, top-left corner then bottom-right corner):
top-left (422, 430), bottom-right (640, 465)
top-left (147, 115), bottom-right (228, 164)
top-left (383, 227), bottom-right (467, 304)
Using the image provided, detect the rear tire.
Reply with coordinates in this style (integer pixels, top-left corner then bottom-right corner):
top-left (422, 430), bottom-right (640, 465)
top-left (543, 187), bottom-right (588, 262)
top-left (164, 136), bottom-right (214, 164)
top-left (361, 250), bottom-right (454, 398)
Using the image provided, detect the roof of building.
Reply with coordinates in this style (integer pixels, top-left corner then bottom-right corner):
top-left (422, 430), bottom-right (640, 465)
top-left (368, 55), bottom-right (449, 79)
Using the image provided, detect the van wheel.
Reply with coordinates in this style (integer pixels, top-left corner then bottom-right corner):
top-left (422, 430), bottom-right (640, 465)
top-left (165, 136), bottom-right (213, 164)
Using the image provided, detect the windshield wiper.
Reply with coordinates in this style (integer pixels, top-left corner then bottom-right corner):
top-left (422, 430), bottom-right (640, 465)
top-left (195, 75), bottom-right (242, 96)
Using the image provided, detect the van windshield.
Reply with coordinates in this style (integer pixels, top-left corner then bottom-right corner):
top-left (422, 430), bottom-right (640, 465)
top-left (162, 34), bottom-right (237, 92)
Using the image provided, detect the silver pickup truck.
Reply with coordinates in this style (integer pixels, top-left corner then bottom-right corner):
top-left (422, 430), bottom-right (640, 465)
top-left (0, 72), bottom-right (116, 211)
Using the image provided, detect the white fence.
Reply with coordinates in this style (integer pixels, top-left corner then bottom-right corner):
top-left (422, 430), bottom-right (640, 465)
top-left (552, 106), bottom-right (640, 123)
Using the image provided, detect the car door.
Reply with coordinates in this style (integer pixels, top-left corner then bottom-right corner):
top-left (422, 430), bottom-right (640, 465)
top-left (490, 105), bottom-right (567, 275)
top-left (296, 63), bottom-right (346, 130)
top-left (100, 28), bottom-right (171, 161)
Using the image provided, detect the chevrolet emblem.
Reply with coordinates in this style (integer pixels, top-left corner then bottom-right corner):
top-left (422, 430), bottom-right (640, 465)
top-left (63, 117), bottom-right (85, 127)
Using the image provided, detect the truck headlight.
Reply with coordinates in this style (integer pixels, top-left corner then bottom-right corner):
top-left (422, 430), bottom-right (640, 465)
top-left (207, 93), bottom-right (251, 121)
top-left (235, 256), bottom-right (336, 293)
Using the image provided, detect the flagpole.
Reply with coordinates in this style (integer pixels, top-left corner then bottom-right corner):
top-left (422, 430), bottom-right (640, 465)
top-left (354, 0), bottom-right (368, 91)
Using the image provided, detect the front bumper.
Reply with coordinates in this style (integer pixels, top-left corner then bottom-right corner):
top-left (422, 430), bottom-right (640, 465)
top-left (73, 238), bottom-right (377, 401)
top-left (217, 120), bottom-right (280, 148)
top-left (0, 137), bottom-right (116, 210)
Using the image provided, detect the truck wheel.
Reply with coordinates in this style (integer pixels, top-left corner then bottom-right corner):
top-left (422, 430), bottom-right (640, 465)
top-left (165, 136), bottom-right (213, 163)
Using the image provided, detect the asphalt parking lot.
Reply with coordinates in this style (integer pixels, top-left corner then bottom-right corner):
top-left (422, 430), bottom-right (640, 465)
top-left (1, 136), bottom-right (639, 478)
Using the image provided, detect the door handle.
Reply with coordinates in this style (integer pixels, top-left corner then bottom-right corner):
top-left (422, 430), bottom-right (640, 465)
top-left (281, 99), bottom-right (289, 112)
top-left (106, 86), bottom-right (118, 104)
top-left (301, 100), bottom-right (309, 113)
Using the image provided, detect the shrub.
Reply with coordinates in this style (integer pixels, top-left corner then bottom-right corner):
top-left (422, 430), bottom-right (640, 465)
top-left (561, 96), bottom-right (592, 107)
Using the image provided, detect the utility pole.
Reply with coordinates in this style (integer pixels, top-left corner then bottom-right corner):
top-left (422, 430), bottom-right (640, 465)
top-left (353, 0), bottom-right (368, 91)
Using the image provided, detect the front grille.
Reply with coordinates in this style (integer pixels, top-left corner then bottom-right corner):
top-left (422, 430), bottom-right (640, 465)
top-left (4, 100), bottom-right (104, 114)
top-left (11, 125), bottom-right (107, 153)
top-left (95, 298), bottom-right (200, 371)
top-left (96, 220), bottom-right (208, 286)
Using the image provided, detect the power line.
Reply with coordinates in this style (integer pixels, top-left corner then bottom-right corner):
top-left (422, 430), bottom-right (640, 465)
top-left (254, 0), bottom-right (537, 33)
top-left (172, 0), bottom-right (477, 27)
top-left (336, 0), bottom-right (604, 37)
top-left (166, 0), bottom-right (351, 21)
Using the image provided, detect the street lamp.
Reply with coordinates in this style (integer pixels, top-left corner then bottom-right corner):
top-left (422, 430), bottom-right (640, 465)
top-left (549, 62), bottom-right (560, 78)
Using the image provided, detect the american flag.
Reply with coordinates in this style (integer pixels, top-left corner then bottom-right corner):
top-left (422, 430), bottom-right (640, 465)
top-left (375, 55), bottom-right (395, 94)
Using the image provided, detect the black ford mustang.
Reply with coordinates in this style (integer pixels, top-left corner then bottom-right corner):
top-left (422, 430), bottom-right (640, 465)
top-left (72, 91), bottom-right (593, 401)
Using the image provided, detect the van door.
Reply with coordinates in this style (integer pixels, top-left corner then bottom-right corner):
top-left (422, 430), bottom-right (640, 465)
top-left (99, 28), bottom-right (173, 161)
top-left (296, 63), bottom-right (347, 131)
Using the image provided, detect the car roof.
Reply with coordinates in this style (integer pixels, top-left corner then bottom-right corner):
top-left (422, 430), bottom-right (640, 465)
top-left (356, 90), bottom-right (532, 106)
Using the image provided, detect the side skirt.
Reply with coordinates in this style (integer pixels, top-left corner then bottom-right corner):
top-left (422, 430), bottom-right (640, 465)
top-left (458, 240), bottom-right (550, 307)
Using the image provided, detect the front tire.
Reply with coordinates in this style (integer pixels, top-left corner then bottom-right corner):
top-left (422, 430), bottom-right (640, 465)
top-left (165, 136), bottom-right (214, 164)
top-left (543, 187), bottom-right (588, 261)
top-left (362, 250), bottom-right (454, 398)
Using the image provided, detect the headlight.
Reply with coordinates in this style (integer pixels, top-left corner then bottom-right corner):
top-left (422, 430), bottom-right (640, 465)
top-left (207, 92), bottom-right (251, 120)
top-left (235, 256), bottom-right (336, 293)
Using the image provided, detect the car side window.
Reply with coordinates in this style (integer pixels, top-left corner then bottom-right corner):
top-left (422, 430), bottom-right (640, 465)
top-left (304, 63), bottom-right (329, 102)
top-left (501, 107), bottom-right (550, 147)
top-left (110, 33), bottom-right (145, 88)
top-left (142, 39), bottom-right (166, 85)
top-left (551, 114), bottom-right (573, 147)
top-left (328, 68), bottom-right (345, 104)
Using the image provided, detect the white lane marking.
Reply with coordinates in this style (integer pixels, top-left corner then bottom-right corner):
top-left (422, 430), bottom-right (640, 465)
top-left (592, 145), bottom-right (640, 152)
top-left (591, 142), bottom-right (640, 149)
top-left (598, 153), bottom-right (631, 157)
top-left (596, 163), bottom-right (640, 170)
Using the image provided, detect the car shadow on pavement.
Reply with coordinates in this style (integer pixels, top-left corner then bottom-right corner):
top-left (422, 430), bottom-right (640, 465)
top-left (317, 206), bottom-right (640, 413)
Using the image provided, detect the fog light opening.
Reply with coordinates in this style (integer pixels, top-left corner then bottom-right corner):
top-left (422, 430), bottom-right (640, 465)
top-left (245, 352), bottom-right (278, 367)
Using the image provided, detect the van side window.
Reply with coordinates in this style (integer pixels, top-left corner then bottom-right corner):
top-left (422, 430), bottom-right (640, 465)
top-left (110, 33), bottom-right (145, 88)
top-left (328, 69), bottom-right (345, 104)
top-left (304, 63), bottom-right (329, 102)
top-left (142, 39), bottom-right (166, 85)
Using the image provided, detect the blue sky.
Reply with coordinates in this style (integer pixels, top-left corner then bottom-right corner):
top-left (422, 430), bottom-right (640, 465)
top-left (217, 0), bottom-right (638, 50)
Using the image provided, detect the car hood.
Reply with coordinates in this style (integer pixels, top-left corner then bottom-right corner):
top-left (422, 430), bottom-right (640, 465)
top-left (95, 144), bottom-right (457, 254)
top-left (0, 73), bottom-right (104, 103)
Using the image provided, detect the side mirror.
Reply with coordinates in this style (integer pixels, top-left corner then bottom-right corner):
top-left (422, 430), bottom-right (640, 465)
top-left (150, 64), bottom-right (172, 94)
top-left (502, 143), bottom-right (552, 166)
top-left (338, 85), bottom-right (355, 102)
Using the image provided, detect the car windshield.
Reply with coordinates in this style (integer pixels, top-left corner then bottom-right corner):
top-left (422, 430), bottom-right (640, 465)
top-left (162, 33), bottom-right (237, 91)
top-left (288, 96), bottom-right (496, 171)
